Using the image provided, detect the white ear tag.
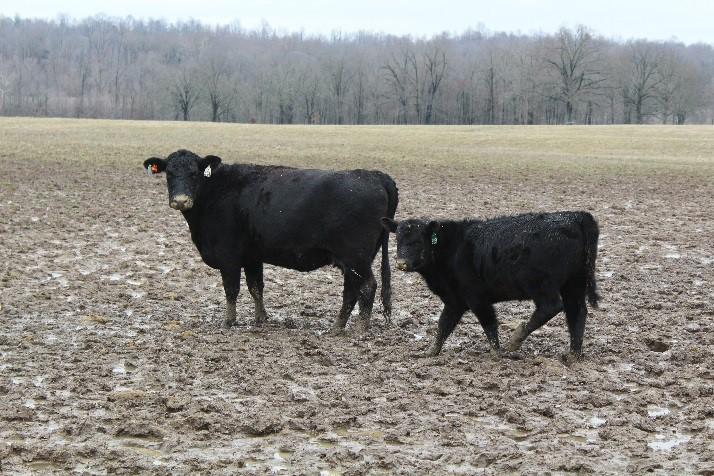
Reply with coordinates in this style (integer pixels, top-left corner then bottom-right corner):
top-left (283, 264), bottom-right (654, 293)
top-left (146, 166), bottom-right (152, 177)
top-left (204, 165), bottom-right (212, 178)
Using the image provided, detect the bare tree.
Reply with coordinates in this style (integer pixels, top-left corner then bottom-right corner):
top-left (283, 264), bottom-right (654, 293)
top-left (545, 26), bottom-right (605, 123)
top-left (171, 70), bottom-right (201, 121)
top-left (384, 49), bottom-right (410, 124)
top-left (422, 47), bottom-right (447, 124)
top-left (624, 41), bottom-right (662, 124)
top-left (327, 58), bottom-right (351, 124)
top-left (204, 54), bottom-right (234, 122)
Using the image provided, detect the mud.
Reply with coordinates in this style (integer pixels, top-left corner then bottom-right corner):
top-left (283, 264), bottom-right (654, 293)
top-left (1, 150), bottom-right (713, 474)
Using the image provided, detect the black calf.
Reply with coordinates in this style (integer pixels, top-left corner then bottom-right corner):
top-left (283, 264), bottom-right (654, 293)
top-left (382, 211), bottom-right (600, 358)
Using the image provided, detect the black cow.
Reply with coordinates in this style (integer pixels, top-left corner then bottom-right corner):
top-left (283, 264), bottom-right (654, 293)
top-left (144, 149), bottom-right (398, 332)
top-left (382, 211), bottom-right (600, 359)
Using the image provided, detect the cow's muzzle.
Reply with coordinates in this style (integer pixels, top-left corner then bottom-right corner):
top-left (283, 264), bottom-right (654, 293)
top-left (395, 259), bottom-right (410, 271)
top-left (170, 194), bottom-right (193, 210)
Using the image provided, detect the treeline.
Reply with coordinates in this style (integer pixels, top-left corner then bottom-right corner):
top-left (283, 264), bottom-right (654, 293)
top-left (1, 15), bottom-right (714, 124)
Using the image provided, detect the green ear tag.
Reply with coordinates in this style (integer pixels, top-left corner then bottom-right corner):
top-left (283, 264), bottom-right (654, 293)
top-left (431, 232), bottom-right (438, 245)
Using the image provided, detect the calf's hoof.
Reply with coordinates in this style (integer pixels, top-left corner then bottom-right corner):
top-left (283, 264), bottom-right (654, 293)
top-left (504, 324), bottom-right (527, 352)
top-left (412, 347), bottom-right (440, 359)
top-left (223, 319), bottom-right (236, 328)
top-left (327, 321), bottom-right (347, 336)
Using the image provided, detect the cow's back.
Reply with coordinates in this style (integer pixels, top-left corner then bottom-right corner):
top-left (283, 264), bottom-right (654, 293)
top-left (220, 165), bottom-right (392, 266)
top-left (466, 212), bottom-right (590, 300)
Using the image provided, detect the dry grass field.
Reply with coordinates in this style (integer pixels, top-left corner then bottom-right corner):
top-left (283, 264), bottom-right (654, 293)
top-left (1, 118), bottom-right (713, 474)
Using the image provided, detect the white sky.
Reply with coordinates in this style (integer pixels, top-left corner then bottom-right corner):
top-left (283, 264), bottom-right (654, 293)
top-left (4, 0), bottom-right (714, 44)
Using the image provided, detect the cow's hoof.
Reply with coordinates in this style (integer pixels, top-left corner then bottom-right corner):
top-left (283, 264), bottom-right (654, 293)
top-left (223, 319), bottom-right (236, 328)
top-left (254, 311), bottom-right (270, 325)
top-left (562, 352), bottom-right (584, 366)
top-left (489, 348), bottom-right (503, 359)
top-left (354, 321), bottom-right (370, 335)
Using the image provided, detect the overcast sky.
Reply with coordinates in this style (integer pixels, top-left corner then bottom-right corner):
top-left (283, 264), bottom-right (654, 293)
top-left (4, 0), bottom-right (714, 44)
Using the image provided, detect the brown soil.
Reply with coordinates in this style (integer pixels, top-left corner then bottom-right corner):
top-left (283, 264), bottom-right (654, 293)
top-left (1, 131), bottom-right (713, 474)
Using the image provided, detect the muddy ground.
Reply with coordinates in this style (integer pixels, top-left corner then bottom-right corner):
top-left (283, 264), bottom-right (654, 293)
top-left (1, 122), bottom-right (713, 474)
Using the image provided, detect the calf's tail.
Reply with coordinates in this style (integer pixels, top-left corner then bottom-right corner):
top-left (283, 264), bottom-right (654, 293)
top-left (379, 174), bottom-right (399, 322)
top-left (581, 212), bottom-right (600, 308)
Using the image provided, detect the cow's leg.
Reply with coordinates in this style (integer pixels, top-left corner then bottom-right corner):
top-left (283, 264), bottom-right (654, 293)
top-left (562, 280), bottom-right (588, 360)
top-left (328, 271), bottom-right (361, 335)
top-left (355, 268), bottom-right (377, 333)
top-left (505, 294), bottom-right (563, 352)
top-left (220, 268), bottom-right (241, 328)
top-left (244, 263), bottom-right (270, 327)
top-left (467, 299), bottom-right (500, 352)
top-left (417, 303), bottom-right (467, 357)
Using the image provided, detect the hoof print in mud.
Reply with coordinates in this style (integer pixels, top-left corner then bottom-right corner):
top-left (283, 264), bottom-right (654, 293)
top-left (644, 338), bottom-right (671, 353)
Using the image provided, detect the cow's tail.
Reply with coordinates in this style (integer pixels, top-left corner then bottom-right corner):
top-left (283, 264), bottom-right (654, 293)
top-left (380, 174), bottom-right (399, 322)
top-left (580, 212), bottom-right (600, 309)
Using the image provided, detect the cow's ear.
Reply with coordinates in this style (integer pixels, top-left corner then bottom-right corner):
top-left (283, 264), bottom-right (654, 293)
top-left (143, 157), bottom-right (166, 175)
top-left (381, 217), bottom-right (397, 233)
top-left (199, 155), bottom-right (222, 173)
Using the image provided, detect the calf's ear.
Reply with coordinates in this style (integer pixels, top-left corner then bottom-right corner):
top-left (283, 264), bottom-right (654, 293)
top-left (199, 155), bottom-right (222, 172)
top-left (143, 157), bottom-right (167, 174)
top-left (381, 217), bottom-right (397, 233)
top-left (427, 220), bottom-right (440, 244)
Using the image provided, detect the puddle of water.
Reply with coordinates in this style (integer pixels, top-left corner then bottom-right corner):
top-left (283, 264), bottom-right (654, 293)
top-left (590, 416), bottom-right (607, 428)
top-left (26, 460), bottom-right (64, 471)
top-left (334, 427), bottom-right (384, 440)
top-left (316, 438), bottom-right (338, 449)
top-left (558, 433), bottom-right (588, 443)
top-left (648, 432), bottom-right (690, 451)
top-left (446, 461), bottom-right (489, 474)
top-left (112, 362), bottom-right (126, 375)
top-left (647, 406), bottom-right (670, 418)
top-left (113, 435), bottom-right (164, 459)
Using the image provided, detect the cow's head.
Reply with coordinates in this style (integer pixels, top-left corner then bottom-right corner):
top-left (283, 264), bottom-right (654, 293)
top-left (143, 150), bottom-right (221, 211)
top-left (381, 217), bottom-right (439, 272)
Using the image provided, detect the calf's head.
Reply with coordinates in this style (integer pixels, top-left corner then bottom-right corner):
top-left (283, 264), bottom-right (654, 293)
top-left (143, 150), bottom-right (221, 211)
top-left (382, 218), bottom-right (439, 272)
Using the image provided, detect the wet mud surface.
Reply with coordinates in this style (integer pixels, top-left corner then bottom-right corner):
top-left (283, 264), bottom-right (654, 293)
top-left (1, 143), bottom-right (714, 474)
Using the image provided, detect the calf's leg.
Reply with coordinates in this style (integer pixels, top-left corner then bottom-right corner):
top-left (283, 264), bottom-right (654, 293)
top-left (562, 281), bottom-right (588, 359)
top-left (467, 299), bottom-right (500, 351)
top-left (220, 268), bottom-right (241, 328)
top-left (418, 303), bottom-right (467, 357)
top-left (505, 294), bottom-right (563, 352)
top-left (244, 263), bottom-right (270, 326)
